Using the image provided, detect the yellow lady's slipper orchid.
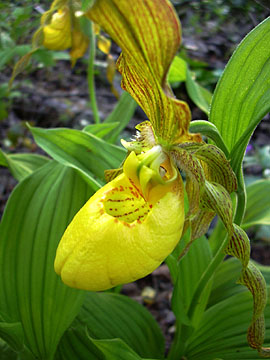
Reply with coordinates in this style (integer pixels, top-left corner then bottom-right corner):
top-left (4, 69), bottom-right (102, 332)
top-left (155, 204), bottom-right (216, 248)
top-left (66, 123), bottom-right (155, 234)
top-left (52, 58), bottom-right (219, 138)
top-left (52, 0), bottom-right (270, 353)
top-left (43, 7), bottom-right (72, 50)
top-left (41, 1), bottom-right (89, 66)
top-left (55, 147), bottom-right (184, 291)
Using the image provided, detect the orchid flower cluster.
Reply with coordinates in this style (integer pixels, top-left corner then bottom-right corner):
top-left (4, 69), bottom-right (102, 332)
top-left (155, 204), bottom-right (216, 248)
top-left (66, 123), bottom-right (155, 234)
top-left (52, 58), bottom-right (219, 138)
top-left (37, 0), bottom-right (270, 356)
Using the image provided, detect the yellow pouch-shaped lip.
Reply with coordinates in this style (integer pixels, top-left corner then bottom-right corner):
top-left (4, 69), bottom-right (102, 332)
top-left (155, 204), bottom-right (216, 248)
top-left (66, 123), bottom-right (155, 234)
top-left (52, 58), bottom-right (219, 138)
top-left (54, 169), bottom-right (184, 291)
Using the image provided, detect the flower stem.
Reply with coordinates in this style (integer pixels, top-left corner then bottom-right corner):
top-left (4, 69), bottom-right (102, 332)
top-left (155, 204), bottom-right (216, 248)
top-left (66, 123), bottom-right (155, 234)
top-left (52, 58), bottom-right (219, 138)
top-left (189, 120), bottom-right (229, 158)
top-left (87, 21), bottom-right (100, 124)
top-left (234, 168), bottom-right (247, 225)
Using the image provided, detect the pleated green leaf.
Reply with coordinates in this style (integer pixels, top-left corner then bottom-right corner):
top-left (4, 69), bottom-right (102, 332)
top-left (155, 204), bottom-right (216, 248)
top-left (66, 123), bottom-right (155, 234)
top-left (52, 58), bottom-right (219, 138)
top-left (184, 258), bottom-right (270, 359)
top-left (242, 179), bottom-right (270, 229)
top-left (171, 237), bottom-right (213, 327)
top-left (56, 291), bottom-right (165, 359)
top-left (55, 328), bottom-right (103, 360)
top-left (0, 319), bottom-right (24, 352)
top-left (0, 161), bottom-right (94, 359)
top-left (90, 338), bottom-right (144, 360)
top-left (0, 339), bottom-right (18, 360)
top-left (207, 257), bottom-right (243, 308)
top-left (30, 126), bottom-right (126, 190)
top-left (0, 149), bottom-right (49, 182)
top-left (209, 17), bottom-right (270, 173)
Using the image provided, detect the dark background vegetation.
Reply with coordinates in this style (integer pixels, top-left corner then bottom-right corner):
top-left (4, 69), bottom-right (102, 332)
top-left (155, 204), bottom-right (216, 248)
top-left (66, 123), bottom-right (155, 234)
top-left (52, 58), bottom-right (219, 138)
top-left (0, 0), bottom-right (270, 349)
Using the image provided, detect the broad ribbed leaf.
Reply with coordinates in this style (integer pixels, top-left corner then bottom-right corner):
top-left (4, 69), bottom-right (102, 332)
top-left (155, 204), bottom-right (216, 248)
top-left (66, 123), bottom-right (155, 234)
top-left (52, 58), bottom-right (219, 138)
top-left (207, 258), bottom-right (243, 308)
top-left (30, 126), bottom-right (126, 189)
top-left (0, 149), bottom-right (49, 181)
top-left (0, 340), bottom-right (18, 360)
top-left (184, 258), bottom-right (270, 359)
top-left (57, 291), bottom-right (165, 359)
top-left (0, 319), bottom-right (24, 352)
top-left (0, 161), bottom-right (94, 358)
top-left (168, 237), bottom-right (213, 360)
top-left (171, 237), bottom-right (213, 325)
top-left (209, 17), bottom-right (270, 173)
top-left (90, 338), bottom-right (143, 360)
top-left (242, 180), bottom-right (270, 229)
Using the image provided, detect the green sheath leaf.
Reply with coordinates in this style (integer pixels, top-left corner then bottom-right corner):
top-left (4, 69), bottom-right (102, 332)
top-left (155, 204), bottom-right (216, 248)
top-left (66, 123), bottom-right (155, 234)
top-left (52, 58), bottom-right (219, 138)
top-left (56, 291), bottom-right (164, 359)
top-left (210, 17), bottom-right (270, 174)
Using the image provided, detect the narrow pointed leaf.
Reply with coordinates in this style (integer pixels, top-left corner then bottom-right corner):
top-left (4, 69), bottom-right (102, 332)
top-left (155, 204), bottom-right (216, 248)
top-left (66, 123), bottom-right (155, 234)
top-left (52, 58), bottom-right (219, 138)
top-left (104, 91), bottom-right (137, 143)
top-left (186, 68), bottom-right (211, 115)
top-left (168, 56), bottom-right (187, 83)
top-left (0, 149), bottom-right (49, 181)
top-left (0, 161), bottom-right (94, 358)
top-left (90, 338), bottom-right (143, 360)
top-left (30, 126), bottom-right (126, 189)
top-left (83, 122), bottom-right (120, 139)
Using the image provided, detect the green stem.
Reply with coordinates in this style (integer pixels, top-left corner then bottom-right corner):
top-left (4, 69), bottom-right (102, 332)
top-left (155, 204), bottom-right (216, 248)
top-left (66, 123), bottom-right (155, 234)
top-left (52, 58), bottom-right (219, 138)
top-left (189, 120), bottom-right (229, 158)
top-left (234, 168), bottom-right (247, 225)
top-left (87, 21), bottom-right (100, 124)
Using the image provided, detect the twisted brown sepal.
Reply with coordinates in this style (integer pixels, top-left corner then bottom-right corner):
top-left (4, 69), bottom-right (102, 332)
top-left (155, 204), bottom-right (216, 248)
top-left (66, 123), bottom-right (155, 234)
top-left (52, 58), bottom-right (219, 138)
top-left (170, 143), bottom-right (236, 242)
top-left (172, 143), bottom-right (270, 355)
top-left (86, 0), bottom-right (202, 146)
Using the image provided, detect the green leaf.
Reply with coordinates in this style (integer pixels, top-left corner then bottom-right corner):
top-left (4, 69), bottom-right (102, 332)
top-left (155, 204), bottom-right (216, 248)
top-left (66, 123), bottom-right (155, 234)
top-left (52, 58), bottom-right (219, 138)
top-left (186, 68), bottom-right (212, 115)
top-left (183, 259), bottom-right (270, 359)
top-left (0, 319), bottom-right (24, 352)
top-left (0, 161), bottom-right (94, 358)
top-left (242, 179), bottom-right (270, 229)
top-left (57, 291), bottom-right (165, 359)
top-left (0, 339), bottom-right (18, 360)
top-left (171, 237), bottom-right (213, 327)
top-left (30, 126), bottom-right (126, 190)
top-left (168, 56), bottom-right (187, 83)
top-left (168, 237), bottom-right (213, 360)
top-left (83, 122), bottom-right (120, 138)
top-left (90, 338), bottom-right (143, 360)
top-left (0, 149), bottom-right (49, 181)
top-left (207, 257), bottom-right (243, 308)
top-left (104, 92), bottom-right (137, 144)
top-left (209, 17), bottom-right (270, 174)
